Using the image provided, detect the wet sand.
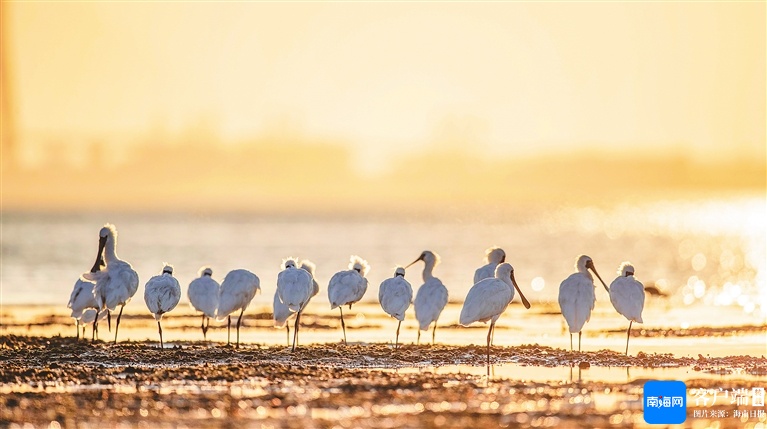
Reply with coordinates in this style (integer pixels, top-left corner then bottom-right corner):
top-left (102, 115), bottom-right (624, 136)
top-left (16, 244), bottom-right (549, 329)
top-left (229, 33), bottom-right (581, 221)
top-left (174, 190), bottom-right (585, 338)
top-left (2, 303), bottom-right (766, 428)
top-left (1, 334), bottom-right (766, 429)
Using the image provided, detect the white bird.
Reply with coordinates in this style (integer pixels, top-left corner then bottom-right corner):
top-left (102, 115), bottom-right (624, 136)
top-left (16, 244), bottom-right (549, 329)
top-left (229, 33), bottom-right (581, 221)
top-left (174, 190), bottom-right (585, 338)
top-left (82, 224), bottom-right (139, 343)
top-left (274, 260), bottom-right (319, 347)
top-left (378, 266), bottom-right (413, 348)
top-left (187, 267), bottom-right (220, 341)
top-left (473, 247), bottom-right (507, 283)
top-left (406, 250), bottom-right (449, 345)
top-left (558, 255), bottom-right (609, 352)
top-left (68, 279), bottom-right (98, 340)
top-left (328, 255), bottom-right (369, 345)
top-left (144, 264), bottom-right (182, 348)
top-left (68, 254), bottom-right (105, 340)
top-left (460, 263), bottom-right (531, 369)
top-left (273, 290), bottom-right (293, 345)
top-left (217, 268), bottom-right (261, 348)
top-left (79, 308), bottom-right (108, 341)
top-left (609, 262), bottom-right (645, 356)
top-left (276, 257), bottom-right (314, 351)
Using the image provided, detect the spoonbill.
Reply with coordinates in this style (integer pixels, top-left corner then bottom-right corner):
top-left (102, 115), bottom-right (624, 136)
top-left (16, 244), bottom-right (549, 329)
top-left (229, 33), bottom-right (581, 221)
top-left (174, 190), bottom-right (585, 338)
top-left (273, 291), bottom-right (293, 346)
top-left (328, 255), bottom-right (369, 344)
top-left (274, 260), bottom-right (319, 347)
top-left (558, 255), bottom-right (609, 352)
top-left (68, 254), bottom-right (104, 340)
top-left (187, 267), bottom-right (220, 341)
top-left (68, 278), bottom-right (99, 340)
top-left (378, 266), bottom-right (413, 348)
top-left (460, 263), bottom-right (531, 368)
top-left (217, 268), bottom-right (261, 348)
top-left (79, 308), bottom-right (108, 340)
top-left (276, 257), bottom-right (314, 351)
top-left (82, 224), bottom-right (139, 343)
top-left (144, 264), bottom-right (181, 348)
top-left (473, 247), bottom-right (506, 283)
top-left (406, 250), bottom-right (449, 345)
top-left (609, 262), bottom-right (645, 355)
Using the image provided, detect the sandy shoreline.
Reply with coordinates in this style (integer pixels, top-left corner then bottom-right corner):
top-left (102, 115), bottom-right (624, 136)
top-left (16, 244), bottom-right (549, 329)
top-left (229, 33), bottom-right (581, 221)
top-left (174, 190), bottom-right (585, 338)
top-left (2, 303), bottom-right (765, 428)
top-left (1, 335), bottom-right (766, 428)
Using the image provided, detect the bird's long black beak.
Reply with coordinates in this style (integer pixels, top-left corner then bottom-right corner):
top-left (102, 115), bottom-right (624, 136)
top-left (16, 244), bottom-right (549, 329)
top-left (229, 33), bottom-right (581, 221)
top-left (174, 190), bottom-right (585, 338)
top-left (404, 256), bottom-right (422, 269)
top-left (90, 236), bottom-right (107, 273)
top-left (588, 262), bottom-right (609, 292)
top-left (510, 271), bottom-right (531, 309)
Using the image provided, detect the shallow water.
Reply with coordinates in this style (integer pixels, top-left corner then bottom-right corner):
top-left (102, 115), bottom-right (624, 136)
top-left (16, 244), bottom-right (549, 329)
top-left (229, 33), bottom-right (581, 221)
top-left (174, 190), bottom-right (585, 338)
top-left (3, 301), bottom-right (765, 358)
top-left (398, 363), bottom-right (767, 383)
top-left (2, 197), bottom-right (765, 320)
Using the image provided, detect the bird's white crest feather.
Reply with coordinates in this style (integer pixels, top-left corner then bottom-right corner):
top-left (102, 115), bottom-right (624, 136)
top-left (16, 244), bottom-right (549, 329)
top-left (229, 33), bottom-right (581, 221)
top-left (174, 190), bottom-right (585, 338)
top-left (282, 257), bottom-right (299, 269)
top-left (198, 266), bottom-right (213, 277)
top-left (618, 262), bottom-right (635, 276)
top-left (348, 255), bottom-right (370, 277)
top-left (300, 260), bottom-right (316, 275)
top-left (162, 262), bottom-right (174, 274)
top-left (100, 223), bottom-right (118, 238)
top-left (484, 246), bottom-right (505, 263)
top-left (575, 254), bottom-right (592, 271)
top-left (394, 266), bottom-right (406, 276)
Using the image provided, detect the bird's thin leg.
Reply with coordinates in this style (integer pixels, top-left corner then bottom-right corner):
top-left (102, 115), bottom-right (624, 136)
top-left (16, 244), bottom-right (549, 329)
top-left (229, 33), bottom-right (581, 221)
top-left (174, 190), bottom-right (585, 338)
top-left (578, 331), bottom-right (582, 352)
top-left (286, 325), bottom-right (290, 347)
top-left (227, 316), bottom-right (231, 346)
top-left (236, 308), bottom-right (244, 349)
top-left (201, 314), bottom-right (206, 341)
top-left (158, 321), bottom-right (163, 349)
top-left (339, 307), bottom-right (347, 345)
top-left (625, 321), bottom-right (633, 356)
top-left (395, 320), bottom-right (402, 349)
top-left (76, 320), bottom-right (80, 340)
top-left (93, 320), bottom-right (99, 343)
top-left (432, 321), bottom-right (437, 345)
top-left (569, 333), bottom-right (573, 352)
top-left (107, 309), bottom-right (112, 332)
top-left (83, 324), bottom-right (86, 339)
top-left (486, 321), bottom-right (494, 370)
top-left (114, 304), bottom-right (125, 344)
top-left (292, 312), bottom-right (301, 352)
top-left (204, 316), bottom-right (210, 342)
top-left (300, 312), bottom-right (305, 348)
top-left (417, 329), bottom-right (421, 346)
top-left (296, 312), bottom-right (302, 348)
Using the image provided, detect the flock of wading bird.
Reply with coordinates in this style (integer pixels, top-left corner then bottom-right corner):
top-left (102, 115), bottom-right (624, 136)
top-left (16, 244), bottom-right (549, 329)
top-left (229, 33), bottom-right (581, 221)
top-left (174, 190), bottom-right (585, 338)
top-left (68, 224), bottom-right (647, 365)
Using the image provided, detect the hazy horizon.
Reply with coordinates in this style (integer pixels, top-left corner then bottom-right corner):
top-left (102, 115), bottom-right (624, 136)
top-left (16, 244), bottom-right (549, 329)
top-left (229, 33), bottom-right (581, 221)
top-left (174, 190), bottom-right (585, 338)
top-left (4, 137), bottom-right (764, 213)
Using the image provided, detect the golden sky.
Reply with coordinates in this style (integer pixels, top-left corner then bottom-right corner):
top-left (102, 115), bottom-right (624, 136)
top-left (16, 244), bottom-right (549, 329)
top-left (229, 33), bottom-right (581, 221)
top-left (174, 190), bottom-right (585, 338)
top-left (5, 2), bottom-right (766, 167)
